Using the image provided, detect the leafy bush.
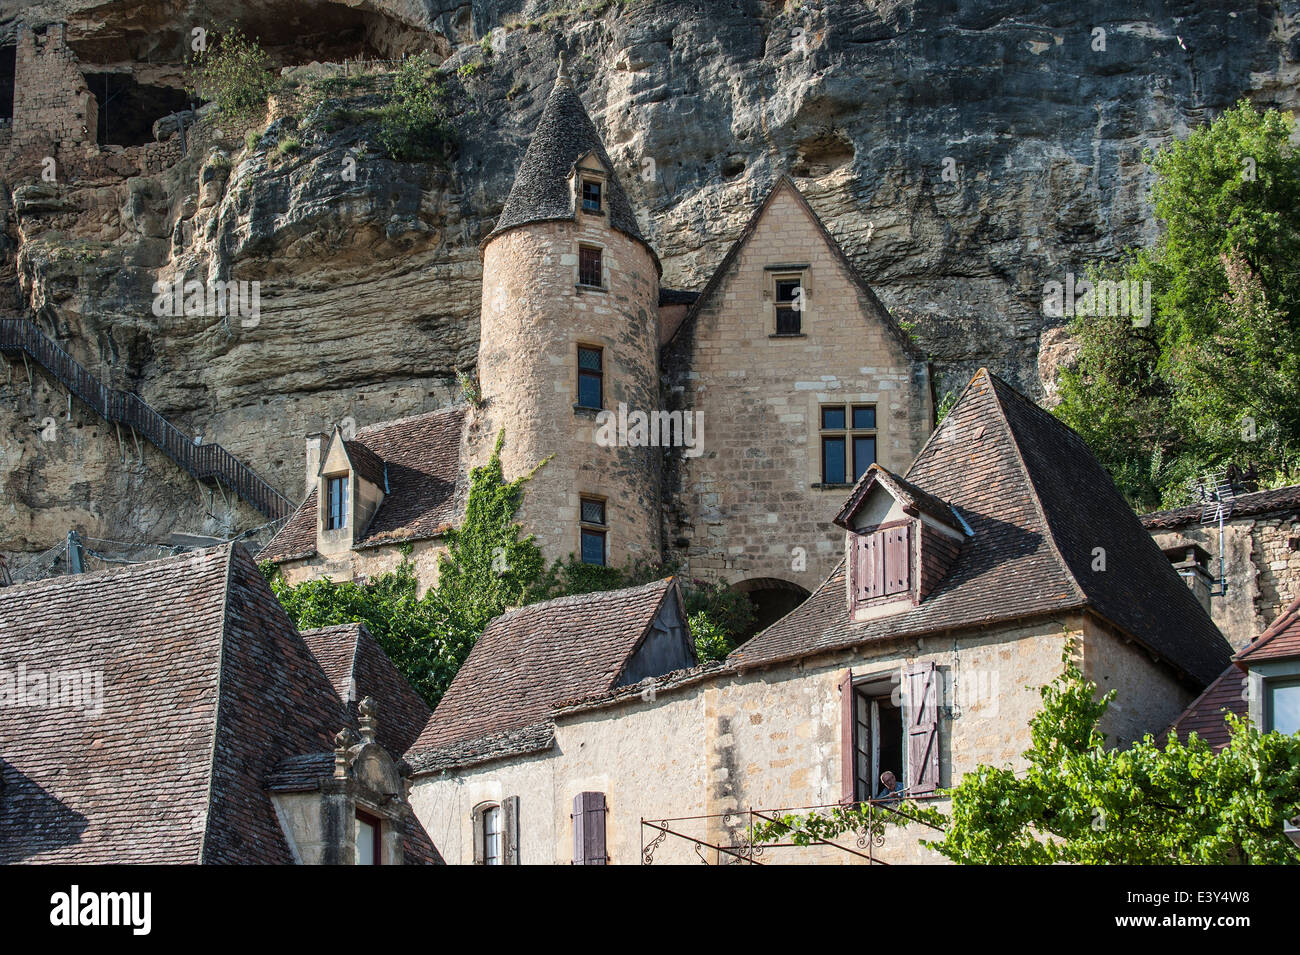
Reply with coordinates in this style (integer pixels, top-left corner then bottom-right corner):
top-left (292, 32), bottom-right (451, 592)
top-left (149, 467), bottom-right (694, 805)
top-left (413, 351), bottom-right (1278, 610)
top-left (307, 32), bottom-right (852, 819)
top-left (378, 52), bottom-right (457, 162)
top-left (186, 30), bottom-right (278, 120)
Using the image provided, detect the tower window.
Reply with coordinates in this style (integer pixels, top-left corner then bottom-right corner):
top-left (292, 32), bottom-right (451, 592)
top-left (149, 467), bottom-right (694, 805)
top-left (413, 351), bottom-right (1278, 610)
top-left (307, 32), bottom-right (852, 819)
top-left (582, 179), bottom-right (603, 213)
top-left (580, 497), bottom-right (607, 566)
top-left (578, 245), bottom-right (603, 287)
top-left (820, 404), bottom-right (876, 485)
top-left (577, 346), bottom-right (604, 409)
top-left (774, 275), bottom-right (803, 335)
top-left (326, 475), bottom-right (348, 530)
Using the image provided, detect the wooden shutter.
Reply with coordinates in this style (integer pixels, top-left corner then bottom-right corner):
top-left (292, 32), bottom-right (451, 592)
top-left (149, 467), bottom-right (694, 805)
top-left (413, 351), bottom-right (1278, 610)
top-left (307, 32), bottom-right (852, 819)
top-left (839, 669), bottom-right (856, 804)
top-left (472, 806), bottom-right (486, 865)
top-left (572, 791), bottom-right (607, 865)
top-left (855, 531), bottom-right (885, 601)
top-left (905, 662), bottom-right (940, 795)
top-left (502, 795), bottom-right (520, 866)
top-left (884, 525), bottom-right (910, 595)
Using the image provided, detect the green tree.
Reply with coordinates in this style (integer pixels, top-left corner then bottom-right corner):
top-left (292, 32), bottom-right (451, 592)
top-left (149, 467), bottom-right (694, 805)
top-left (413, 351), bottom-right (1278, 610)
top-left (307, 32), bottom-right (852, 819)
top-left (378, 52), bottom-right (456, 161)
top-left (186, 30), bottom-right (278, 119)
top-left (1055, 102), bottom-right (1300, 510)
top-left (754, 647), bottom-right (1300, 863)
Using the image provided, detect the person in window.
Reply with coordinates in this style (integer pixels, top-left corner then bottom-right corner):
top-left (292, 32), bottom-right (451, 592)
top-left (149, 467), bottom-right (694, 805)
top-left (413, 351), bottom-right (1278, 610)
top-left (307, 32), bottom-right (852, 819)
top-left (876, 770), bottom-right (904, 800)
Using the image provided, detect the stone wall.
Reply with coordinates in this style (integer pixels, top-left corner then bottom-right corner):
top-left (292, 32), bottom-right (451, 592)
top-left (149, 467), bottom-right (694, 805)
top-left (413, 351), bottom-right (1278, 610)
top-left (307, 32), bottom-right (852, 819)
top-left (408, 611), bottom-right (1194, 865)
top-left (1149, 505), bottom-right (1300, 651)
top-left (11, 22), bottom-right (95, 154)
top-left (274, 536), bottom-right (447, 596)
top-left (469, 218), bottom-right (662, 568)
top-left (663, 181), bottom-right (933, 594)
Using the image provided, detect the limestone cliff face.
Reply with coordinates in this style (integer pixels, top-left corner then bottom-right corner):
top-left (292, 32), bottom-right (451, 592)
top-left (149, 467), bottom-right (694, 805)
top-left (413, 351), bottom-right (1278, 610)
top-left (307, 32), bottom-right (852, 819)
top-left (2, 0), bottom-right (1298, 563)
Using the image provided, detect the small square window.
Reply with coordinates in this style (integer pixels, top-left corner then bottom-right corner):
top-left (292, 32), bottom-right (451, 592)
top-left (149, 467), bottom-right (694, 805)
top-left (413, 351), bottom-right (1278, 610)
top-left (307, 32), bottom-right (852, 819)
top-left (821, 406), bottom-right (846, 430)
top-left (581, 498), bottom-right (606, 525)
top-left (582, 180), bottom-right (602, 213)
top-left (852, 405), bottom-right (876, 430)
top-left (577, 346), bottom-right (603, 409)
top-left (579, 245), bottom-right (603, 287)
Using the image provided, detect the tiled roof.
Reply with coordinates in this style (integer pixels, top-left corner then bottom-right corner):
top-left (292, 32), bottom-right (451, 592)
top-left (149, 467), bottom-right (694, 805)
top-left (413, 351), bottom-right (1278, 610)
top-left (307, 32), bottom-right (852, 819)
top-left (485, 63), bottom-right (651, 260)
top-left (664, 176), bottom-right (922, 360)
top-left (259, 407), bottom-right (465, 563)
top-left (0, 545), bottom-right (439, 864)
top-left (1166, 666), bottom-right (1246, 750)
top-left (407, 579), bottom-right (678, 762)
top-left (1167, 597), bottom-right (1300, 749)
top-left (1236, 596), bottom-right (1300, 664)
top-left (731, 370), bottom-right (1233, 688)
top-left (300, 623), bottom-right (433, 755)
top-left (1140, 484), bottom-right (1300, 530)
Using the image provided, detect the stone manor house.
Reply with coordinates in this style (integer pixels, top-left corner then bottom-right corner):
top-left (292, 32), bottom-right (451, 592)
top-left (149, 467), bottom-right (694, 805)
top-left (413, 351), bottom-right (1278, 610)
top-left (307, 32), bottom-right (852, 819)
top-left (3, 54), bottom-right (1299, 864)
top-left (259, 59), bottom-right (933, 633)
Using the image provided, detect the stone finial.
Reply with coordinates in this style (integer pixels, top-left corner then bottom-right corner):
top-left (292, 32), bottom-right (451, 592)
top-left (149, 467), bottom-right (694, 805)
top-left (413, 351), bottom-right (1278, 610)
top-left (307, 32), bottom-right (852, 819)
top-left (358, 696), bottom-right (378, 745)
top-left (556, 51), bottom-right (572, 87)
top-left (333, 726), bottom-right (358, 779)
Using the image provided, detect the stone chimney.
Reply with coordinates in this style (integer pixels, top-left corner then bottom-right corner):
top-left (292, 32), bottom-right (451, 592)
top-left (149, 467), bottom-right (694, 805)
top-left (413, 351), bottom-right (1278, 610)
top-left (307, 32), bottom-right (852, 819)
top-left (304, 432), bottom-right (327, 498)
top-left (1162, 541), bottom-right (1215, 614)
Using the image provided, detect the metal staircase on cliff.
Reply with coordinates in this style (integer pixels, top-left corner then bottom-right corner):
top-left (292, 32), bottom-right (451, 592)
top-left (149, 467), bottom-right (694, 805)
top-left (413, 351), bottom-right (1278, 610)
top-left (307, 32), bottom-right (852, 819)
top-left (1, 317), bottom-right (295, 522)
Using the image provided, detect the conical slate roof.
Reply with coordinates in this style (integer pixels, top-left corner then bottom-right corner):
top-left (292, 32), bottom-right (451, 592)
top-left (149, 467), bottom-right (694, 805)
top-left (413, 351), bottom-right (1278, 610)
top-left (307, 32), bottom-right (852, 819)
top-left (486, 58), bottom-right (647, 250)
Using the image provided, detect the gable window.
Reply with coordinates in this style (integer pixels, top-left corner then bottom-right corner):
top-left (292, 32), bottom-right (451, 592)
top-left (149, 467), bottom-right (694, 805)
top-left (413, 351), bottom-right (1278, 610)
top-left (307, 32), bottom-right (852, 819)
top-left (852, 523), bottom-right (911, 605)
top-left (355, 809), bottom-right (381, 865)
top-left (577, 345), bottom-right (604, 409)
top-left (839, 664), bottom-right (939, 804)
top-left (326, 475), bottom-right (348, 530)
top-left (578, 245), bottom-right (603, 287)
top-left (820, 404), bottom-right (876, 485)
top-left (1268, 679), bottom-right (1300, 735)
top-left (580, 497), bottom-right (607, 566)
top-left (774, 275), bottom-right (803, 335)
top-left (582, 179), bottom-right (603, 213)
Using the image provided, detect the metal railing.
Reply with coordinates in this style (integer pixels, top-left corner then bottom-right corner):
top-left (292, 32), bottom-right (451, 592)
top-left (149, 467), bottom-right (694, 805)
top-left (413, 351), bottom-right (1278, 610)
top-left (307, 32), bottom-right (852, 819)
top-left (1, 318), bottom-right (294, 521)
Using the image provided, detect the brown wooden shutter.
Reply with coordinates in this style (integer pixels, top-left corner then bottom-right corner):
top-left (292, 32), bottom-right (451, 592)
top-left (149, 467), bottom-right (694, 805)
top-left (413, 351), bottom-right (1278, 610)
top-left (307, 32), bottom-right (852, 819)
top-left (503, 795), bottom-right (520, 866)
top-left (905, 662), bottom-right (940, 795)
top-left (472, 806), bottom-right (486, 865)
top-left (884, 525), bottom-right (911, 595)
top-left (853, 535), bottom-right (870, 604)
top-left (572, 792), bottom-right (607, 864)
top-left (839, 669), bottom-right (857, 804)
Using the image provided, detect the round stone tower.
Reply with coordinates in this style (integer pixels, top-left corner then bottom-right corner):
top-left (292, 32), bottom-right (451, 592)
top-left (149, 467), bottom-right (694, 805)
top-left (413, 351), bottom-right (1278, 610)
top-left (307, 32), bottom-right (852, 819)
top-left (471, 57), bottom-right (663, 569)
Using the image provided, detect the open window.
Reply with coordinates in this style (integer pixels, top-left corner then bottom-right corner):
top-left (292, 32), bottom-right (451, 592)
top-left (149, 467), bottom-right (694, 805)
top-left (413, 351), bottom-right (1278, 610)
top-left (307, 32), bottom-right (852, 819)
top-left (472, 797), bottom-right (519, 865)
top-left (572, 791), bottom-right (607, 865)
top-left (325, 475), bottom-right (348, 530)
top-left (840, 663), bottom-right (939, 803)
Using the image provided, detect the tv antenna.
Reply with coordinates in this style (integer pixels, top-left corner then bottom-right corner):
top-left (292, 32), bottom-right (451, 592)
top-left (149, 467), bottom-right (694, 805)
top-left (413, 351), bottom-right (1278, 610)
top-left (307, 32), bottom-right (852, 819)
top-left (1189, 470), bottom-right (1234, 597)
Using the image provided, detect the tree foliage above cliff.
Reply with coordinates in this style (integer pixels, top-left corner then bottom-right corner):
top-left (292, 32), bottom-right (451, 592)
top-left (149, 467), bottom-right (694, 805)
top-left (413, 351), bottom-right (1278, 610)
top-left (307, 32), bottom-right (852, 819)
top-left (377, 52), bottom-right (457, 162)
top-left (753, 647), bottom-right (1300, 864)
top-left (264, 431), bottom-right (752, 705)
top-left (185, 30), bottom-right (278, 119)
top-left (1054, 102), bottom-right (1300, 510)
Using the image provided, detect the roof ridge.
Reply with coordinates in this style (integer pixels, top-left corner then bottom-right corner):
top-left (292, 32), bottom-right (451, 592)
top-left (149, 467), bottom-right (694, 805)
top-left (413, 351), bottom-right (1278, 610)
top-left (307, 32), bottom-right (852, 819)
top-left (1236, 595), bottom-right (1300, 660)
top-left (491, 576), bottom-right (674, 624)
top-left (196, 541), bottom-right (240, 864)
top-left (983, 373), bottom-right (1091, 608)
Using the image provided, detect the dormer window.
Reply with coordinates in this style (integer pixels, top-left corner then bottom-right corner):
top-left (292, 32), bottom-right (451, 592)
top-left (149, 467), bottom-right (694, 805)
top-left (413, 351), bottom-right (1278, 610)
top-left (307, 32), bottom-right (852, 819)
top-left (582, 179), bottom-right (603, 213)
top-left (326, 475), bottom-right (348, 530)
top-left (852, 523), bottom-right (911, 605)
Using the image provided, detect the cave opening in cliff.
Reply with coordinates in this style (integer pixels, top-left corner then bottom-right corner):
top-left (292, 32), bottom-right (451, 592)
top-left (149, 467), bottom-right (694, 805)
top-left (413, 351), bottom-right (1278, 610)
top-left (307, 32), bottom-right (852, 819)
top-left (0, 46), bottom-right (14, 124)
top-left (229, 1), bottom-right (431, 63)
top-left (86, 72), bottom-right (190, 147)
top-left (729, 578), bottom-right (812, 644)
